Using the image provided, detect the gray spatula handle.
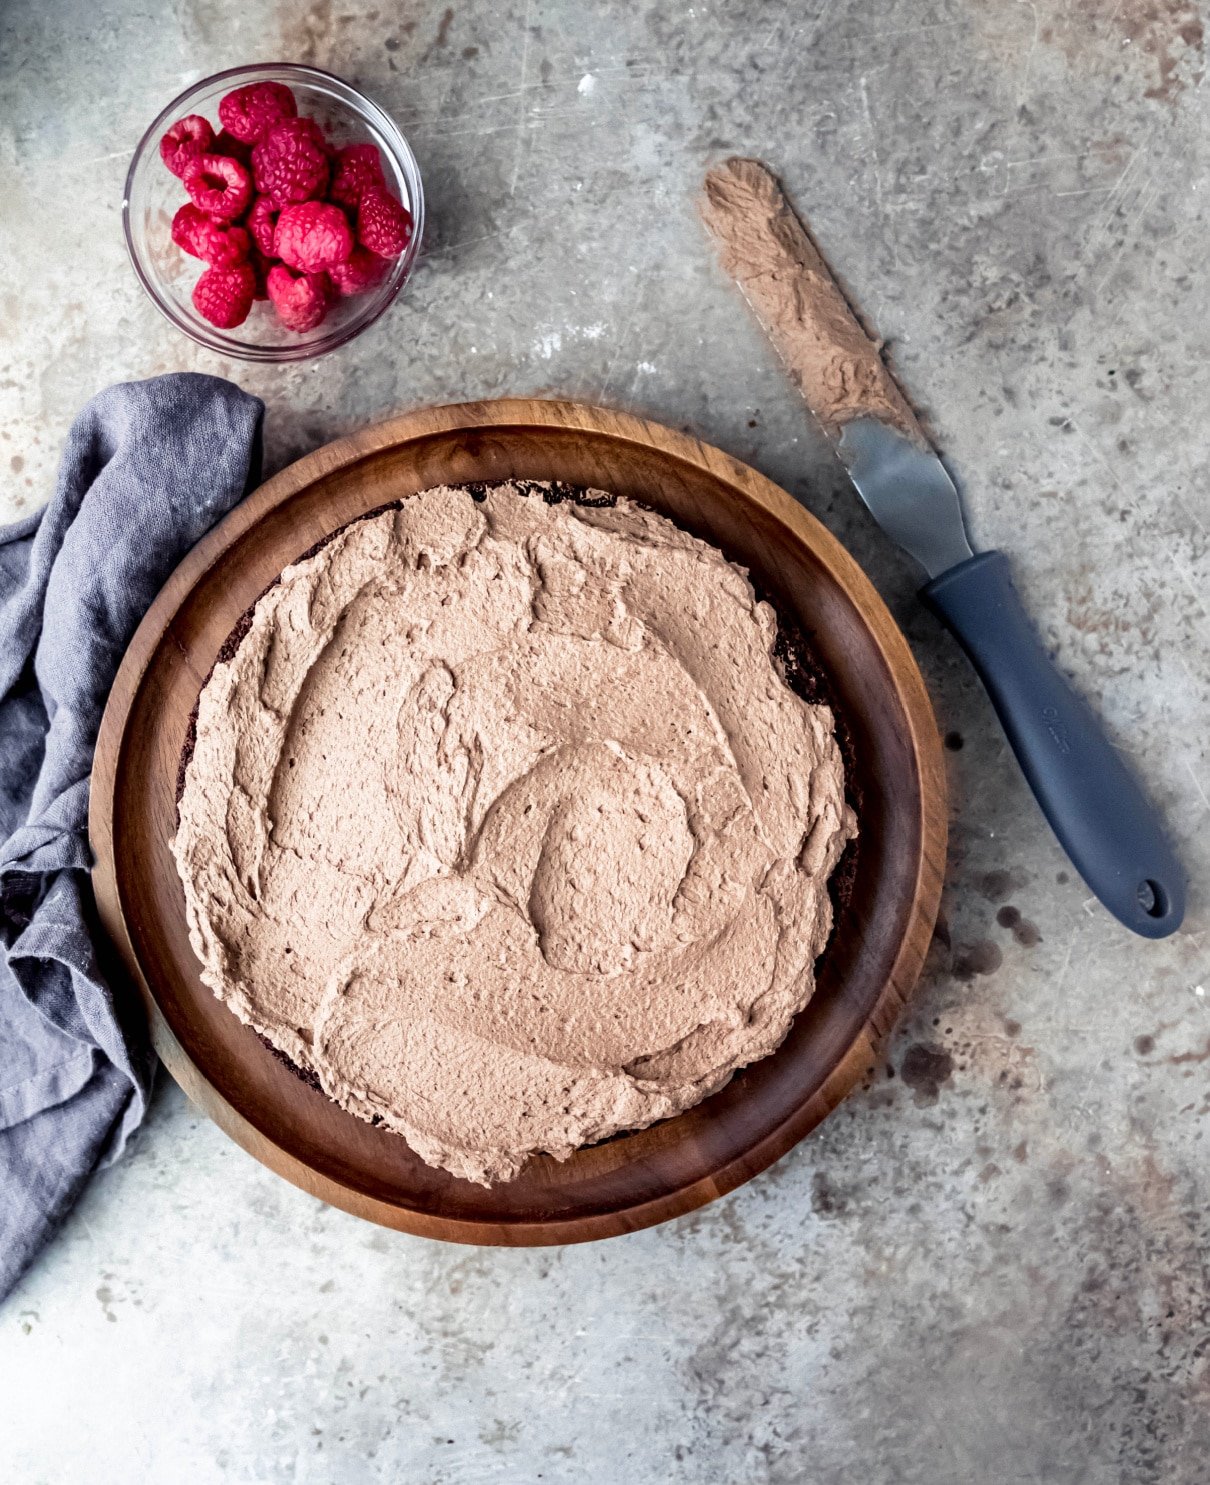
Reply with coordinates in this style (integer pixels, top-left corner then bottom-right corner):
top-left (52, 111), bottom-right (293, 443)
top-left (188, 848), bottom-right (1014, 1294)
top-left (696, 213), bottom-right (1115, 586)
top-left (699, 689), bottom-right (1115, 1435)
top-left (922, 550), bottom-right (1185, 938)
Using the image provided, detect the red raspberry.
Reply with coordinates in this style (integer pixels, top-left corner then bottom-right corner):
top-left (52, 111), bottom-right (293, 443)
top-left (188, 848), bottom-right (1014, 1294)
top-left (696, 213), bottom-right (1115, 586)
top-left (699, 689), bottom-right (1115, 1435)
top-left (247, 195), bottom-right (280, 256)
top-left (327, 246), bottom-right (389, 296)
top-left (252, 118), bottom-right (329, 206)
top-left (329, 143), bottom-right (386, 209)
top-left (170, 204), bottom-right (250, 268)
top-left (199, 222), bottom-right (250, 268)
top-left (273, 201), bottom-right (353, 273)
top-left (192, 263), bottom-right (257, 328)
top-left (357, 188), bottom-right (413, 258)
top-left (266, 264), bottom-right (332, 331)
top-left (217, 81), bottom-right (297, 144)
top-left (183, 153), bottom-right (252, 222)
top-left (159, 115), bottom-right (214, 178)
top-left (171, 203), bottom-right (207, 256)
top-left (248, 248), bottom-right (272, 301)
top-left (211, 128), bottom-right (254, 169)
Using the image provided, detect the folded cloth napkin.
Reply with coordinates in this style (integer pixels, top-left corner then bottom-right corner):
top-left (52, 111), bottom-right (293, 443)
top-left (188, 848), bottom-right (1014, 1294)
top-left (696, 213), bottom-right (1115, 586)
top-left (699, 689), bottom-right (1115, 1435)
top-left (0, 373), bottom-right (263, 1302)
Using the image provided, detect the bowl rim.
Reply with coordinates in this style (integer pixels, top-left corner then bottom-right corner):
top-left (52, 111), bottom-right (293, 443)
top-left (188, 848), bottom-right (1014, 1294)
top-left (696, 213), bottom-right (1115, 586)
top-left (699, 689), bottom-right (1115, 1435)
top-left (122, 62), bottom-right (424, 362)
top-left (89, 398), bottom-right (947, 1245)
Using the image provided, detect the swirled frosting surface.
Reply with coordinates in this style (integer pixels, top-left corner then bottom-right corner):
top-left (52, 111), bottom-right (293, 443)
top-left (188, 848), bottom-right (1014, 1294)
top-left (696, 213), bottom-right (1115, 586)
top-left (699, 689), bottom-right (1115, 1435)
top-left (173, 484), bottom-right (855, 1184)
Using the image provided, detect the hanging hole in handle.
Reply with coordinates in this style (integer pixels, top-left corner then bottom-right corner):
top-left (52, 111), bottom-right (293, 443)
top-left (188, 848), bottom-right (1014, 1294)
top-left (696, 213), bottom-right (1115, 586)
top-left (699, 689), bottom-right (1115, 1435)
top-left (1137, 879), bottom-right (1168, 919)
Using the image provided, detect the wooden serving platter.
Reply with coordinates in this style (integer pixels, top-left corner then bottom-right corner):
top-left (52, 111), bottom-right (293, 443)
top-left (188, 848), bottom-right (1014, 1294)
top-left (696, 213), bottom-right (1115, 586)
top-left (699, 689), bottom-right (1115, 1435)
top-left (89, 398), bottom-right (946, 1244)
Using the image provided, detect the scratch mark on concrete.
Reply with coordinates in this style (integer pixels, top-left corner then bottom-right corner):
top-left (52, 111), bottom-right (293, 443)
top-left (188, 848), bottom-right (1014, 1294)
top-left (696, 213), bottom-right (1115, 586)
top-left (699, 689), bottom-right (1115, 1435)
top-left (1054, 928), bottom-right (1079, 1002)
top-left (1057, 416), bottom-right (1142, 521)
top-left (426, 223), bottom-right (529, 260)
top-left (1184, 758), bottom-right (1210, 814)
top-left (1017, 0), bottom-right (1041, 110)
top-left (759, 0), bottom-right (835, 94)
top-left (71, 148), bottom-right (131, 167)
top-left (509, 0), bottom-right (535, 197)
top-left (1094, 173), bottom-right (1161, 293)
top-left (1081, 144), bottom-right (1148, 262)
top-left (858, 74), bottom-right (886, 223)
top-left (857, 18), bottom-right (964, 42)
top-left (759, 0), bottom-right (836, 52)
top-left (599, 284), bottom-right (649, 400)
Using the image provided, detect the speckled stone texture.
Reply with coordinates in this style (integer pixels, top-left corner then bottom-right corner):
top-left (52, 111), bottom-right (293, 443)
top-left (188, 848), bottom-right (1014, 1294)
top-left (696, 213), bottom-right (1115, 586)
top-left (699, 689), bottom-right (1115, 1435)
top-left (1, 1), bottom-right (1208, 1481)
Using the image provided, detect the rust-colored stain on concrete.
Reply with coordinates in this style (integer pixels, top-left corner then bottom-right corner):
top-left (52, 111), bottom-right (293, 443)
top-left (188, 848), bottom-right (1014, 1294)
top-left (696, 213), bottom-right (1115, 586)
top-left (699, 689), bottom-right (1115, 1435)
top-left (1165, 1036), bottom-right (1210, 1066)
top-left (1060, 0), bottom-right (1206, 103)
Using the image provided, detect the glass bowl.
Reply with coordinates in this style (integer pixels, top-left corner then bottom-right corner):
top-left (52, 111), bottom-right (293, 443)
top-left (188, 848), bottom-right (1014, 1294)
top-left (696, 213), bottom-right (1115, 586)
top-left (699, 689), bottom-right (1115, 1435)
top-left (123, 63), bottom-right (424, 361)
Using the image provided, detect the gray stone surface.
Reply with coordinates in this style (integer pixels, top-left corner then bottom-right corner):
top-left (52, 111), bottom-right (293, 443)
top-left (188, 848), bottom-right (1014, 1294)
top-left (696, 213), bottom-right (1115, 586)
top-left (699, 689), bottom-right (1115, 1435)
top-left (2, 0), bottom-right (1208, 1480)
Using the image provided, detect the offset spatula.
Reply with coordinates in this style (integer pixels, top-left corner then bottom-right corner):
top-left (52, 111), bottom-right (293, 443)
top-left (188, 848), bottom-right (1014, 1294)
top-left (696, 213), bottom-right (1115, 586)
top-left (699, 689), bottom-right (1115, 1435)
top-left (701, 157), bottom-right (1184, 938)
top-left (838, 418), bottom-right (1184, 937)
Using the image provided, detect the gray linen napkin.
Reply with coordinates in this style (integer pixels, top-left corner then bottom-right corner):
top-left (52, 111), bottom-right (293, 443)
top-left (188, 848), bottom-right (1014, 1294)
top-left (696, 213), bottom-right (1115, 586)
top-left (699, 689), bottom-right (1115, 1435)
top-left (0, 373), bottom-right (263, 1302)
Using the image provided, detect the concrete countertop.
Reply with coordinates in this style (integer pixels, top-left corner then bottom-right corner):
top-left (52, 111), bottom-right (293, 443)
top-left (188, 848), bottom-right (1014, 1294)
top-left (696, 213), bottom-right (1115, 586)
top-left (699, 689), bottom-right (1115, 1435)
top-left (1, 1), bottom-right (1207, 1481)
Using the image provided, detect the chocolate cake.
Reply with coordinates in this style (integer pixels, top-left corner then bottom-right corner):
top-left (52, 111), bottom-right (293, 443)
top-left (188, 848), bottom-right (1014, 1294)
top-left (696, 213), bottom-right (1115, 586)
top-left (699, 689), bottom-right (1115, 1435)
top-left (175, 481), bottom-right (867, 1176)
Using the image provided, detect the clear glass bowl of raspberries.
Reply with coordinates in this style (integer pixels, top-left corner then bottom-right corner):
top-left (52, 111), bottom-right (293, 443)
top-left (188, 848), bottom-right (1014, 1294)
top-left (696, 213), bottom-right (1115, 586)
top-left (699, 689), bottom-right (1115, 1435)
top-left (124, 63), bottom-right (423, 360)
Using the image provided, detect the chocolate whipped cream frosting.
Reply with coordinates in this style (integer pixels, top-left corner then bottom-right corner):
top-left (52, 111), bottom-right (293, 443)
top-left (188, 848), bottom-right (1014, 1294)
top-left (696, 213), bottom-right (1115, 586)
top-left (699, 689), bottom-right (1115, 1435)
top-left (700, 157), bottom-right (924, 442)
top-left (173, 483), bottom-right (856, 1185)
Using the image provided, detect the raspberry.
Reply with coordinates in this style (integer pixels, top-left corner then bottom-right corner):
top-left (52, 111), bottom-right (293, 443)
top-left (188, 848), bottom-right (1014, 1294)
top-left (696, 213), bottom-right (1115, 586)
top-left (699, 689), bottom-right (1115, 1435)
top-left (199, 222), bottom-right (250, 268)
top-left (159, 115), bottom-right (214, 178)
top-left (171, 203), bottom-right (208, 256)
top-left (357, 188), bottom-right (413, 258)
top-left (192, 263), bottom-right (257, 328)
top-left (218, 81), bottom-right (297, 144)
top-left (248, 248), bottom-right (272, 301)
top-left (247, 195), bottom-right (280, 256)
top-left (183, 153), bottom-right (252, 221)
top-left (273, 201), bottom-right (353, 273)
top-left (170, 204), bottom-right (250, 268)
top-left (327, 246), bottom-right (389, 296)
top-left (252, 117), bottom-right (329, 206)
top-left (329, 143), bottom-right (386, 209)
top-left (211, 128), bottom-right (253, 169)
top-left (266, 264), bottom-right (331, 331)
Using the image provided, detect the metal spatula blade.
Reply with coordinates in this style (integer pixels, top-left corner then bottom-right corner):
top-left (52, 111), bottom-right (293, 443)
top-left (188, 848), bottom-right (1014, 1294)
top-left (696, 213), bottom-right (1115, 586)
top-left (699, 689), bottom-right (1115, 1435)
top-left (837, 418), bottom-right (973, 581)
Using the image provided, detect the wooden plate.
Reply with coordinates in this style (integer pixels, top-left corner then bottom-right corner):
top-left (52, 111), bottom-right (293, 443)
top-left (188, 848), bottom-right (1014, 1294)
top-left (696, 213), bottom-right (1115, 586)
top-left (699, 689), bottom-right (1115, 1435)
top-left (90, 398), bottom-right (945, 1244)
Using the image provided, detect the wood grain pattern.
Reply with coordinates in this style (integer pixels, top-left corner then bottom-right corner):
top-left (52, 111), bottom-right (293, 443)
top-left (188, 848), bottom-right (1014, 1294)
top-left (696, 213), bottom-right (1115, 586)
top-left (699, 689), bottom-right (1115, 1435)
top-left (89, 398), bottom-right (946, 1245)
